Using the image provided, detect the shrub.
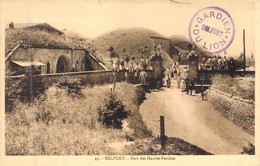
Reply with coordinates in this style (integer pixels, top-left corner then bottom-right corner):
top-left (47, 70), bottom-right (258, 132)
top-left (19, 66), bottom-right (46, 102)
top-left (57, 76), bottom-right (84, 98)
top-left (211, 74), bottom-right (255, 100)
top-left (98, 89), bottom-right (130, 129)
top-left (5, 65), bottom-right (46, 112)
top-left (240, 142), bottom-right (255, 155)
top-left (5, 78), bottom-right (22, 113)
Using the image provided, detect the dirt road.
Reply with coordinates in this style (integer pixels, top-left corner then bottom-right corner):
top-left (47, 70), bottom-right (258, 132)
top-left (139, 82), bottom-right (254, 155)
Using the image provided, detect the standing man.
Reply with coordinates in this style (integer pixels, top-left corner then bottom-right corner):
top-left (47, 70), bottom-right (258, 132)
top-left (116, 56), bottom-right (120, 72)
top-left (120, 57), bottom-right (125, 70)
top-left (125, 55), bottom-right (130, 70)
top-left (139, 70), bottom-right (147, 85)
top-left (223, 56), bottom-right (228, 70)
top-left (176, 70), bottom-right (181, 89)
top-left (228, 58), bottom-right (237, 77)
top-left (189, 79), bottom-right (195, 95)
top-left (185, 75), bottom-right (190, 94)
top-left (140, 56), bottom-right (145, 69)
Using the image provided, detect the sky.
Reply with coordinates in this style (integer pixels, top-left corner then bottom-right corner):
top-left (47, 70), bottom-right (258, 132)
top-left (2, 0), bottom-right (256, 57)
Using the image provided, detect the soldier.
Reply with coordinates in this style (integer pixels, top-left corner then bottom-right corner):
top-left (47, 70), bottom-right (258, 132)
top-left (120, 57), bottom-right (125, 70)
top-left (116, 56), bottom-right (120, 72)
top-left (228, 58), bottom-right (237, 77)
top-left (140, 56), bottom-right (145, 69)
top-left (149, 76), bottom-right (156, 91)
top-left (176, 70), bottom-right (181, 89)
top-left (145, 56), bottom-right (149, 66)
top-left (223, 56), bottom-right (228, 70)
top-left (207, 57), bottom-right (213, 70)
top-left (189, 79), bottom-right (195, 95)
top-left (125, 55), bottom-right (130, 70)
top-left (139, 70), bottom-right (147, 85)
top-left (217, 56), bottom-right (222, 70)
top-left (184, 76), bottom-right (190, 94)
top-left (129, 62), bottom-right (134, 72)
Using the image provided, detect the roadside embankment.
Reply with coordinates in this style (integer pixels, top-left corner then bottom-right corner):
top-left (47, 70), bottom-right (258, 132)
top-left (205, 87), bottom-right (255, 135)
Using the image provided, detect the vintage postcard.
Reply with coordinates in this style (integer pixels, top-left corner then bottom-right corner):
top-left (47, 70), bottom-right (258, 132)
top-left (0, 0), bottom-right (259, 165)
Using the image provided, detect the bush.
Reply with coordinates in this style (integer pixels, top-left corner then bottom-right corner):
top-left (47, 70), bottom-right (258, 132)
top-left (98, 89), bottom-right (130, 128)
top-left (57, 76), bottom-right (84, 98)
top-left (5, 79), bottom-right (21, 113)
top-left (211, 74), bottom-right (255, 100)
top-left (240, 142), bottom-right (255, 155)
top-left (5, 65), bottom-right (46, 112)
top-left (18, 66), bottom-right (46, 102)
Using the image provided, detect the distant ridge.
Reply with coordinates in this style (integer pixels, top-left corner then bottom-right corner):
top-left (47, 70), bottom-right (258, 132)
top-left (90, 27), bottom-right (169, 68)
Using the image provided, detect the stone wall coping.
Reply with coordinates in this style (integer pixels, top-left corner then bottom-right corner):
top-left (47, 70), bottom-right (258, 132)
top-left (209, 87), bottom-right (254, 105)
top-left (198, 70), bottom-right (255, 75)
top-left (6, 69), bottom-right (154, 79)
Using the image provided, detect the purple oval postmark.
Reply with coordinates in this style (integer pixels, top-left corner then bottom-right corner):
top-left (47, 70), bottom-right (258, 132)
top-left (189, 6), bottom-right (235, 54)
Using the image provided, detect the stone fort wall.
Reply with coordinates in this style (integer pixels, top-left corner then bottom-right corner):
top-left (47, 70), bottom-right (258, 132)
top-left (6, 46), bottom-right (104, 75)
top-left (205, 87), bottom-right (255, 135)
top-left (6, 70), bottom-right (154, 89)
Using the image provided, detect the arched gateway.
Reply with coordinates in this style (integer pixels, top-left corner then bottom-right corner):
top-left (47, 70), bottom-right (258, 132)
top-left (56, 55), bottom-right (70, 73)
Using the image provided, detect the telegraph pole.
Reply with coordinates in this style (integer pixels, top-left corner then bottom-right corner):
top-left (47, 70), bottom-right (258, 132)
top-left (243, 29), bottom-right (246, 73)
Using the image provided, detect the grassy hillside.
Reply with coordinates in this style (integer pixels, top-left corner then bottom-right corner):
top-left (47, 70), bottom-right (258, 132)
top-left (5, 28), bottom-right (91, 56)
top-left (90, 28), bottom-right (167, 68)
top-left (5, 29), bottom-right (70, 54)
top-left (169, 35), bottom-right (190, 50)
top-left (6, 82), bottom-right (152, 155)
top-left (211, 74), bottom-right (255, 100)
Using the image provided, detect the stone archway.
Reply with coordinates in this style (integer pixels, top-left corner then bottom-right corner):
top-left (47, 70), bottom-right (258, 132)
top-left (56, 55), bottom-right (70, 73)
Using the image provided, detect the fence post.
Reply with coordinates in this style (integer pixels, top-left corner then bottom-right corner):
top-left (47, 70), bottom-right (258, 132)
top-left (160, 116), bottom-right (165, 150)
top-left (201, 83), bottom-right (204, 101)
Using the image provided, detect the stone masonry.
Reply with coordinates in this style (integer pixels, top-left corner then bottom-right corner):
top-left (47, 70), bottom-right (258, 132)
top-left (205, 87), bottom-right (255, 135)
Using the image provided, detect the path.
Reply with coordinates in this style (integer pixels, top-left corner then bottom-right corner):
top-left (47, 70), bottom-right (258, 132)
top-left (139, 81), bottom-right (254, 155)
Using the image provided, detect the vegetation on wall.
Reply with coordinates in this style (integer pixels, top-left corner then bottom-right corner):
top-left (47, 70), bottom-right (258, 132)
top-left (211, 74), bottom-right (255, 100)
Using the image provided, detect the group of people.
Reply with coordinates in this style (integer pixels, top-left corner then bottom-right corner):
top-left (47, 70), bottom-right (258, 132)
top-left (110, 42), bottom-right (164, 72)
top-left (110, 55), bottom-right (152, 72)
top-left (150, 43), bottom-right (164, 58)
top-left (200, 55), bottom-right (238, 77)
top-left (200, 55), bottom-right (229, 71)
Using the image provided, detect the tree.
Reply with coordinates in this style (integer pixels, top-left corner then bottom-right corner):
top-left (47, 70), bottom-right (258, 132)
top-left (5, 67), bottom-right (22, 112)
top-left (18, 65), bottom-right (46, 102)
top-left (98, 90), bottom-right (130, 129)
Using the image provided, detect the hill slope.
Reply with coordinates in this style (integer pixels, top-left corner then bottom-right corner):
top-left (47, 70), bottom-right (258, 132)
top-left (90, 28), bottom-right (167, 68)
top-left (169, 35), bottom-right (190, 51)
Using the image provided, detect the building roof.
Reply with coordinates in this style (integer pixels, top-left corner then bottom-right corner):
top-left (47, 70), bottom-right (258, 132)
top-left (7, 23), bottom-right (64, 35)
top-left (149, 36), bottom-right (171, 41)
top-left (11, 60), bottom-right (45, 67)
top-left (11, 23), bottom-right (39, 29)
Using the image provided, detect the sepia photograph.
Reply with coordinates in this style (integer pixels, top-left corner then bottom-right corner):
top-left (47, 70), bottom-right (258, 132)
top-left (0, 0), bottom-right (259, 165)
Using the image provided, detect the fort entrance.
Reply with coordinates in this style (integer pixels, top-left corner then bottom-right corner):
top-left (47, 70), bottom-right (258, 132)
top-left (56, 55), bottom-right (70, 73)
